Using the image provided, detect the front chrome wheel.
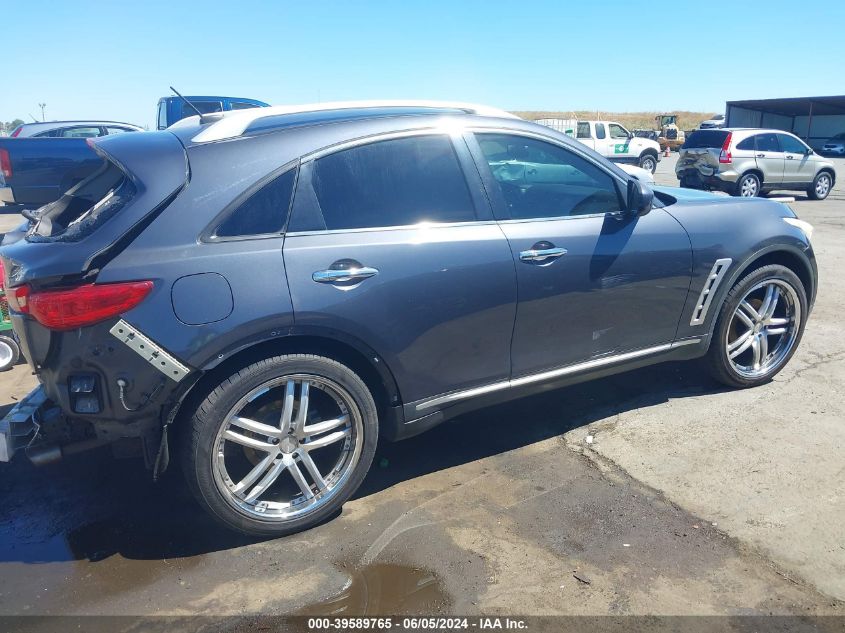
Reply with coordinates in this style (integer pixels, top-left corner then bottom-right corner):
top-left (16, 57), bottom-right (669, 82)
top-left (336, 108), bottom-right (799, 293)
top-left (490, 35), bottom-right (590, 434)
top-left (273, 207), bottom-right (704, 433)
top-left (212, 374), bottom-right (364, 522)
top-left (725, 279), bottom-right (801, 379)
top-left (814, 173), bottom-right (831, 199)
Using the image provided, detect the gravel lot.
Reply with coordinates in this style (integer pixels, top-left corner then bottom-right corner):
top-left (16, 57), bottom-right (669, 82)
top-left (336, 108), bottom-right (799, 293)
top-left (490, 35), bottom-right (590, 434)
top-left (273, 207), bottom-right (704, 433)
top-left (0, 156), bottom-right (843, 619)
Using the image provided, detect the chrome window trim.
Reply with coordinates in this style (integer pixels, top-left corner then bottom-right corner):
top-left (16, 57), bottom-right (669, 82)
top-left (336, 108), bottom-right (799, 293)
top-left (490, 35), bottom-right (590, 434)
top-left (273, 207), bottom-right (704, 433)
top-left (300, 126), bottom-right (463, 164)
top-left (414, 338), bottom-right (701, 412)
top-left (285, 219), bottom-right (499, 238)
top-left (689, 258), bottom-right (732, 326)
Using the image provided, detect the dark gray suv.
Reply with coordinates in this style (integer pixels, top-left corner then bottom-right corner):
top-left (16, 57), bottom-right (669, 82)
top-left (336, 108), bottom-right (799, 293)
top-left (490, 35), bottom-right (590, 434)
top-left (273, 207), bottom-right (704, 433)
top-left (0, 102), bottom-right (817, 536)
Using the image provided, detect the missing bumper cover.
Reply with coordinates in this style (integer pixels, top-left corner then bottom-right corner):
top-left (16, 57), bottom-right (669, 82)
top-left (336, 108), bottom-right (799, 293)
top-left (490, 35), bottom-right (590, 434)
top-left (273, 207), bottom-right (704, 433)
top-left (109, 319), bottom-right (191, 383)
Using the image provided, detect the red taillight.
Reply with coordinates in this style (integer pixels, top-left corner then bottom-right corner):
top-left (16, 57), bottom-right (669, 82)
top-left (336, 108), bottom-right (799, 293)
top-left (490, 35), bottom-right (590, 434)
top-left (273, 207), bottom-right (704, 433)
top-left (10, 281), bottom-right (153, 331)
top-left (719, 132), bottom-right (733, 164)
top-left (0, 149), bottom-right (11, 179)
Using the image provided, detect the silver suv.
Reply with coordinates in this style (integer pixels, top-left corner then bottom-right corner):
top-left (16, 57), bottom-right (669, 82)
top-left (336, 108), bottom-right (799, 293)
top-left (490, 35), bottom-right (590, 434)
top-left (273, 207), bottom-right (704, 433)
top-left (676, 128), bottom-right (836, 200)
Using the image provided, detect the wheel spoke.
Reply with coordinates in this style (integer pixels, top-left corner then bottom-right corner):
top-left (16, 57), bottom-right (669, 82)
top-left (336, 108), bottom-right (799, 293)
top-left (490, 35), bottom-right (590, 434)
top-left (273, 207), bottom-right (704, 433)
top-left (729, 333), bottom-right (754, 359)
top-left (298, 450), bottom-right (328, 490)
top-left (739, 300), bottom-right (760, 322)
top-left (287, 458), bottom-right (315, 500)
top-left (230, 416), bottom-right (281, 438)
top-left (751, 335), bottom-right (762, 369)
top-left (232, 452), bottom-right (277, 495)
top-left (765, 326), bottom-right (788, 336)
top-left (293, 381), bottom-right (310, 435)
top-left (302, 428), bottom-right (350, 451)
top-left (758, 332), bottom-right (768, 363)
top-left (223, 429), bottom-right (276, 452)
top-left (279, 380), bottom-right (296, 435)
top-left (728, 329), bottom-right (753, 353)
top-left (244, 457), bottom-right (286, 502)
top-left (759, 285), bottom-right (780, 321)
top-left (767, 317), bottom-right (789, 326)
top-left (302, 414), bottom-right (349, 436)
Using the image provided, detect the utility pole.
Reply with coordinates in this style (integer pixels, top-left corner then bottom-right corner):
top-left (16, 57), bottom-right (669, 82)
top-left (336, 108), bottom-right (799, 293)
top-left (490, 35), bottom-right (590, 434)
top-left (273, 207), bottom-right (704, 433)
top-left (38, 103), bottom-right (46, 121)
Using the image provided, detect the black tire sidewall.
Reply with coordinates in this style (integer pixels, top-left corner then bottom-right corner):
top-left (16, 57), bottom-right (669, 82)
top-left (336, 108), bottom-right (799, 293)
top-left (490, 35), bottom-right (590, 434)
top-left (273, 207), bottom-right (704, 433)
top-left (808, 172), bottom-right (831, 200)
top-left (182, 354), bottom-right (378, 536)
top-left (708, 264), bottom-right (807, 388)
top-left (0, 335), bottom-right (20, 371)
top-left (639, 154), bottom-right (657, 173)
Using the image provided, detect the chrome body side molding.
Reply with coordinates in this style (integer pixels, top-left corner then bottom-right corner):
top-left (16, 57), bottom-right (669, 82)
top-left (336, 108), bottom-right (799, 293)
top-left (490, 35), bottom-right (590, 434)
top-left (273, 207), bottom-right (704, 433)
top-left (414, 338), bottom-right (702, 412)
top-left (690, 258), bottom-right (732, 326)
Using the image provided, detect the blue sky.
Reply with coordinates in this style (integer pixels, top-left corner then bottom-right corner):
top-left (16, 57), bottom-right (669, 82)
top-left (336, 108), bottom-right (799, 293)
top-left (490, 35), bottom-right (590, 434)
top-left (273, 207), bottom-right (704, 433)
top-left (4, 0), bottom-right (844, 129)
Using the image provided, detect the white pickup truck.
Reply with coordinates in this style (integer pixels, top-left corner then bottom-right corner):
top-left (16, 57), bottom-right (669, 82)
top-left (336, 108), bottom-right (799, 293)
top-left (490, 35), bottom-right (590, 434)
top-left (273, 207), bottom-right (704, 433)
top-left (534, 118), bottom-right (661, 173)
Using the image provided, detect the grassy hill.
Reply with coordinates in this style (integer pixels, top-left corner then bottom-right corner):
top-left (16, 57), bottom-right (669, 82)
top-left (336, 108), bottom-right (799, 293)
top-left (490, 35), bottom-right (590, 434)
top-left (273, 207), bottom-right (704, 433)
top-left (513, 110), bottom-right (717, 131)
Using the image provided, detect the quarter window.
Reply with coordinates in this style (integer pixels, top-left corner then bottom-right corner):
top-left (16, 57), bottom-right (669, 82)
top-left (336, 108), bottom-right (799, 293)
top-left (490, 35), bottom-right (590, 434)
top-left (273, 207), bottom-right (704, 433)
top-left (309, 135), bottom-right (476, 230)
top-left (215, 168), bottom-right (296, 238)
top-left (595, 123), bottom-right (606, 139)
top-left (476, 133), bottom-right (623, 219)
top-left (735, 137), bottom-right (755, 150)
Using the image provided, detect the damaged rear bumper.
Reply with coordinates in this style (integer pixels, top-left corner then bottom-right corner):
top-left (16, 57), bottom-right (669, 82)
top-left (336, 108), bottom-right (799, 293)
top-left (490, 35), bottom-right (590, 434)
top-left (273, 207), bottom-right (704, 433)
top-left (0, 386), bottom-right (46, 462)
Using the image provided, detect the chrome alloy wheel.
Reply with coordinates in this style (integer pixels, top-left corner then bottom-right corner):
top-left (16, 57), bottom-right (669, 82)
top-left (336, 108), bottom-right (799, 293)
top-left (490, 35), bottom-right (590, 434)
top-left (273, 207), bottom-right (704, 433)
top-left (0, 340), bottom-right (13, 369)
top-left (212, 374), bottom-right (363, 521)
top-left (725, 279), bottom-right (801, 379)
top-left (815, 173), bottom-right (831, 198)
top-left (739, 175), bottom-right (759, 197)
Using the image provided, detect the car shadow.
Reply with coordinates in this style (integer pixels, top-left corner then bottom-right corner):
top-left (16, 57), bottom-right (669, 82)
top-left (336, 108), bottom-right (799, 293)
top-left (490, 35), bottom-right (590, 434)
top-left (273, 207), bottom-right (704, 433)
top-left (0, 360), bottom-right (727, 564)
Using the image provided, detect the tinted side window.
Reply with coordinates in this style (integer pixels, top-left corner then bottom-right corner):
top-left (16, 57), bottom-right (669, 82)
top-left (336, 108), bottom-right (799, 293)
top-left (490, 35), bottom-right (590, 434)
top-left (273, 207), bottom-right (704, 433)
top-left (576, 122), bottom-right (591, 139)
top-left (61, 126), bottom-right (102, 138)
top-left (476, 133), bottom-right (623, 219)
top-left (735, 137), bottom-right (755, 151)
top-left (311, 135), bottom-right (476, 230)
top-left (106, 126), bottom-right (134, 135)
top-left (756, 133), bottom-right (780, 152)
top-left (778, 134), bottom-right (808, 153)
top-left (158, 102), bottom-right (168, 129)
top-left (216, 169), bottom-right (296, 237)
top-left (185, 101), bottom-right (223, 117)
top-left (231, 101), bottom-right (258, 110)
top-left (595, 123), bottom-right (606, 139)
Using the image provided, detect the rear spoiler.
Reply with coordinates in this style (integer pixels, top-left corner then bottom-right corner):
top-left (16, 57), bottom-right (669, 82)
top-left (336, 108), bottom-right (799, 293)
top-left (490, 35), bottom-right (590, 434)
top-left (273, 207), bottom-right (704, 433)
top-left (0, 132), bottom-right (188, 289)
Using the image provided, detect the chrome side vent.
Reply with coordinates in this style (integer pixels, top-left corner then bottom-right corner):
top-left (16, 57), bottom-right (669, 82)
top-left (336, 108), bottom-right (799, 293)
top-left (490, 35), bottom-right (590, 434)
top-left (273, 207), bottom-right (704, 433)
top-left (690, 258), bottom-right (732, 326)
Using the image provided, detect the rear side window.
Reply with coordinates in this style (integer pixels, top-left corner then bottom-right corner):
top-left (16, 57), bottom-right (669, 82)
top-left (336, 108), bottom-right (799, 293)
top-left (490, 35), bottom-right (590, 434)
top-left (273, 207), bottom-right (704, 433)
top-left (576, 122), bottom-right (591, 139)
top-left (231, 101), bottom-right (258, 110)
top-left (735, 137), bottom-right (755, 150)
top-left (683, 130), bottom-right (730, 149)
top-left (185, 101), bottom-right (222, 117)
top-left (215, 169), bottom-right (296, 238)
top-left (755, 133), bottom-right (780, 152)
top-left (308, 135), bottom-right (476, 230)
top-left (61, 127), bottom-right (102, 138)
top-left (595, 123), bottom-right (606, 139)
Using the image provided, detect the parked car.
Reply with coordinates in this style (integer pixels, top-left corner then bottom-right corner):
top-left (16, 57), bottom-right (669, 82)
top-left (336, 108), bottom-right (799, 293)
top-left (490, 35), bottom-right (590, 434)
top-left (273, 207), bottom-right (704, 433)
top-left (676, 128), bottom-right (836, 199)
top-left (699, 114), bottom-right (725, 129)
top-left (10, 121), bottom-right (143, 138)
top-left (0, 101), bottom-right (817, 537)
top-left (534, 118), bottom-right (661, 173)
top-left (156, 95), bottom-right (269, 129)
top-left (820, 133), bottom-right (845, 156)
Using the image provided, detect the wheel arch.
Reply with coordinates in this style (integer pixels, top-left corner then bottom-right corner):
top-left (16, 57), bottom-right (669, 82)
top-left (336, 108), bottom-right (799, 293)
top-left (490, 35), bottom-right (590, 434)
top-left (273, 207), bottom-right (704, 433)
top-left (705, 245), bottom-right (815, 341)
top-left (816, 166), bottom-right (836, 185)
top-left (173, 329), bottom-right (404, 436)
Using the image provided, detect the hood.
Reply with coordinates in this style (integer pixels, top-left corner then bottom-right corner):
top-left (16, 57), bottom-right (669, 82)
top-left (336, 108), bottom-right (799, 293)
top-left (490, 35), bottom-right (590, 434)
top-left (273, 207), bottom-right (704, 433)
top-left (654, 186), bottom-right (797, 218)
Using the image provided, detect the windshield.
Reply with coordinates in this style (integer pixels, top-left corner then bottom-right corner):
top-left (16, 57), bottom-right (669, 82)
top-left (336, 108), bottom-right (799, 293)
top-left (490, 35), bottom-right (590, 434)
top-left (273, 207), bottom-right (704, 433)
top-left (683, 130), bottom-right (730, 149)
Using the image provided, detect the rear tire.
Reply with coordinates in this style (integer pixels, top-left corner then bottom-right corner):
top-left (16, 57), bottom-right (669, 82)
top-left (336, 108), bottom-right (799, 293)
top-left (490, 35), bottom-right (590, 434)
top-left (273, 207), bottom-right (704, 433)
top-left (181, 354), bottom-right (378, 536)
top-left (734, 172), bottom-right (762, 197)
top-left (706, 264), bottom-right (807, 388)
top-left (807, 171), bottom-right (832, 200)
top-left (0, 335), bottom-right (20, 371)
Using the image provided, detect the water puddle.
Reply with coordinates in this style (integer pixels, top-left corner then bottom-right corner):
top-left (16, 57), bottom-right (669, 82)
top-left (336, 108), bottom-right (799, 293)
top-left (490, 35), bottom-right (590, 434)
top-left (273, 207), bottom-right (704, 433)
top-left (298, 564), bottom-right (450, 615)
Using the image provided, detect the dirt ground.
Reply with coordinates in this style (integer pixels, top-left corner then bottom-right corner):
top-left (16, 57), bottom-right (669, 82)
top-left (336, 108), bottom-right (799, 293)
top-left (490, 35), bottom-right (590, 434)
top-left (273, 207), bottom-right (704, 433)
top-left (0, 157), bottom-right (843, 621)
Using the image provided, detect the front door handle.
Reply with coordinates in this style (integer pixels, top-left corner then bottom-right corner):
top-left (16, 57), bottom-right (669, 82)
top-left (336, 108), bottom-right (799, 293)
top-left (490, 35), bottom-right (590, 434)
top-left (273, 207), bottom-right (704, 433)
top-left (785, 155), bottom-right (794, 160)
top-left (519, 245), bottom-right (567, 264)
top-left (756, 153), bottom-right (765, 157)
top-left (313, 265), bottom-right (379, 284)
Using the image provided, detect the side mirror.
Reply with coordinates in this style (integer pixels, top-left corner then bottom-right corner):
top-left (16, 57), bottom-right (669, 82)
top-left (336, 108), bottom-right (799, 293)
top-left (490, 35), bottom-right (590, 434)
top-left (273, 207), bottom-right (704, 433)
top-left (627, 131), bottom-right (634, 139)
top-left (806, 148), bottom-right (814, 155)
top-left (627, 179), bottom-right (654, 217)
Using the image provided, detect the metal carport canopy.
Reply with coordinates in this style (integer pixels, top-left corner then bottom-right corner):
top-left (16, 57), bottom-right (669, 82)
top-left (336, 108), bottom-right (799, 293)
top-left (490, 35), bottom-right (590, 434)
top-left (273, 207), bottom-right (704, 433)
top-left (726, 96), bottom-right (845, 117)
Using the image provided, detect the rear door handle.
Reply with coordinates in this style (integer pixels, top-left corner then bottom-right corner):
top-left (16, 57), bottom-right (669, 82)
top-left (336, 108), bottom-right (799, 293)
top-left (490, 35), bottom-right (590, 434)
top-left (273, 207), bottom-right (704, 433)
top-left (312, 266), bottom-right (379, 283)
top-left (756, 153), bottom-right (765, 157)
top-left (519, 246), bottom-right (567, 264)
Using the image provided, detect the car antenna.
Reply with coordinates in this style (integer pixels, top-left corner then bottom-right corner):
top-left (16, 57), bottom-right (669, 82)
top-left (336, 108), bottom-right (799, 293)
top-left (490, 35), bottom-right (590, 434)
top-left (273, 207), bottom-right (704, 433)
top-left (170, 86), bottom-right (204, 118)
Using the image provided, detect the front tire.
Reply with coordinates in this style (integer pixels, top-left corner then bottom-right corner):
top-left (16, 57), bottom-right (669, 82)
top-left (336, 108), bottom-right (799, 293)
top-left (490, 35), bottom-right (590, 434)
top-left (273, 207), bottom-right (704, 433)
top-left (0, 335), bottom-right (20, 371)
top-left (734, 172), bottom-right (762, 197)
top-left (639, 153), bottom-right (657, 173)
top-left (807, 171), bottom-right (832, 200)
top-left (707, 264), bottom-right (807, 388)
top-left (181, 354), bottom-right (378, 536)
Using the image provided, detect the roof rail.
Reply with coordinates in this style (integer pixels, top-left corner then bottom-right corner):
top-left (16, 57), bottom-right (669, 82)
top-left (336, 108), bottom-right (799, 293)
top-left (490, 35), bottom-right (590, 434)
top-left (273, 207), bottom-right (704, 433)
top-left (176, 100), bottom-right (520, 143)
